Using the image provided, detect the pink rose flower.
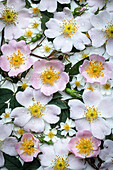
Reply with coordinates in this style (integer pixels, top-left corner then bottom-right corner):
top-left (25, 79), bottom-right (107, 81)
top-left (30, 59), bottom-right (69, 96)
top-left (15, 133), bottom-right (40, 162)
top-left (0, 0), bottom-right (31, 40)
top-left (68, 130), bottom-right (101, 158)
top-left (0, 40), bottom-right (35, 77)
top-left (79, 54), bottom-right (113, 84)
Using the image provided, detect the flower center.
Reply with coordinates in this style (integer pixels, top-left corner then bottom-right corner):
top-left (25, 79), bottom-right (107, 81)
top-left (32, 21), bottom-right (39, 28)
top-left (20, 138), bottom-right (36, 155)
top-left (104, 83), bottom-right (111, 90)
top-left (1, 7), bottom-right (18, 25)
top-left (17, 128), bottom-right (24, 135)
top-left (60, 19), bottom-right (78, 37)
top-left (7, 50), bottom-right (26, 69)
top-left (64, 123), bottom-right (70, 131)
top-left (25, 29), bottom-right (33, 37)
top-left (75, 80), bottom-right (80, 87)
top-left (84, 105), bottom-right (100, 123)
top-left (28, 102), bottom-right (45, 118)
top-left (40, 66), bottom-right (59, 86)
top-left (51, 155), bottom-right (69, 170)
top-left (44, 46), bottom-right (51, 53)
top-left (86, 60), bottom-right (104, 79)
top-left (33, 7), bottom-right (39, 14)
top-left (3, 112), bottom-right (10, 118)
top-left (103, 22), bottom-right (113, 41)
top-left (82, 54), bottom-right (88, 59)
top-left (48, 131), bottom-right (54, 138)
top-left (76, 137), bottom-right (94, 157)
top-left (21, 83), bottom-right (28, 90)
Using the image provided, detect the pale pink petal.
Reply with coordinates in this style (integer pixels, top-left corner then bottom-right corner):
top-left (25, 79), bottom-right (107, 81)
top-left (30, 72), bottom-right (42, 90)
top-left (20, 153), bottom-right (33, 162)
top-left (98, 98), bottom-right (113, 118)
top-left (91, 118), bottom-right (111, 139)
top-left (0, 56), bottom-right (10, 72)
top-left (83, 90), bottom-right (102, 106)
top-left (17, 9), bottom-right (31, 28)
top-left (16, 87), bottom-right (34, 108)
top-left (7, 0), bottom-right (25, 11)
top-left (75, 119), bottom-right (90, 131)
top-left (42, 105), bottom-right (61, 123)
top-left (24, 117), bottom-right (45, 132)
top-left (68, 99), bottom-right (85, 119)
top-left (54, 139), bottom-right (69, 156)
top-left (0, 123), bottom-right (13, 140)
top-left (106, 38), bottom-right (113, 56)
top-left (54, 7), bottom-right (73, 21)
top-left (34, 89), bottom-right (52, 105)
top-left (53, 35), bottom-right (73, 53)
top-left (0, 21), bottom-right (5, 32)
top-left (55, 72), bottom-right (69, 91)
top-left (41, 83), bottom-right (59, 96)
top-left (39, 0), bottom-right (57, 12)
top-left (0, 151), bottom-right (4, 168)
top-left (2, 137), bottom-right (17, 156)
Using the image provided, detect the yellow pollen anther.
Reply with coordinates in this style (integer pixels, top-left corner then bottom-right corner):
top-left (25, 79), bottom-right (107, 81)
top-left (76, 137), bottom-right (94, 157)
top-left (40, 66), bottom-right (59, 86)
top-left (7, 50), bottom-right (26, 69)
top-left (48, 131), bottom-right (54, 138)
top-left (17, 128), bottom-right (24, 135)
top-left (86, 60), bottom-right (104, 79)
top-left (20, 138), bottom-right (36, 155)
top-left (82, 54), bottom-right (88, 59)
top-left (84, 105), bottom-right (100, 123)
top-left (44, 46), bottom-right (51, 53)
top-left (4, 112), bottom-right (10, 118)
top-left (87, 86), bottom-right (94, 91)
top-left (21, 83), bottom-right (28, 90)
top-left (75, 80), bottom-right (80, 87)
top-left (25, 29), bottom-right (33, 37)
top-left (60, 19), bottom-right (78, 37)
top-left (51, 155), bottom-right (69, 170)
top-left (102, 21), bottom-right (113, 42)
top-left (33, 7), bottom-right (39, 14)
top-left (64, 123), bottom-right (70, 131)
top-left (32, 21), bottom-right (39, 28)
top-left (28, 102), bottom-right (45, 118)
top-left (104, 83), bottom-right (111, 90)
top-left (1, 7), bottom-right (18, 25)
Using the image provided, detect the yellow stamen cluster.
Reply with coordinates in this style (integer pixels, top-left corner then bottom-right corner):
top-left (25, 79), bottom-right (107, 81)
top-left (4, 112), bottom-right (10, 118)
top-left (44, 46), bottom-right (51, 53)
top-left (64, 123), bottom-right (70, 131)
top-left (7, 50), bottom-right (26, 69)
top-left (20, 138), bottom-right (36, 155)
top-left (84, 105), bottom-right (100, 123)
top-left (28, 102), bottom-right (45, 118)
top-left (33, 7), bottom-right (39, 14)
top-left (87, 86), bottom-right (94, 91)
top-left (104, 83), bottom-right (111, 90)
top-left (105, 0), bottom-right (111, 4)
top-left (17, 128), bottom-right (24, 135)
top-left (86, 60), bottom-right (104, 79)
top-left (32, 21), bottom-right (39, 28)
top-left (1, 7), bottom-right (18, 25)
top-left (82, 54), bottom-right (88, 59)
top-left (103, 21), bottom-right (113, 42)
top-left (25, 29), bottom-right (33, 37)
top-left (51, 155), bottom-right (69, 170)
top-left (48, 131), bottom-right (54, 138)
top-left (40, 66), bottom-right (59, 86)
top-left (60, 19), bottom-right (78, 37)
top-left (21, 83), bottom-right (28, 89)
top-left (75, 80), bottom-right (80, 87)
top-left (0, 140), bottom-right (4, 150)
top-left (76, 137), bottom-right (94, 157)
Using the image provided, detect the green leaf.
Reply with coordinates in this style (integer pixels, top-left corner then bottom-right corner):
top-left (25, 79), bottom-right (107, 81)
top-left (0, 88), bottom-right (13, 104)
top-left (10, 95), bottom-right (22, 110)
top-left (41, 12), bottom-right (53, 31)
top-left (60, 109), bottom-right (70, 122)
top-left (23, 159), bottom-right (41, 170)
top-left (57, 2), bottom-right (70, 12)
top-left (64, 63), bottom-right (72, 73)
top-left (4, 154), bottom-right (23, 170)
top-left (49, 99), bottom-right (68, 109)
top-left (69, 57), bottom-right (88, 75)
top-left (52, 92), bottom-right (62, 99)
top-left (25, 0), bottom-right (31, 8)
top-left (0, 103), bottom-right (7, 115)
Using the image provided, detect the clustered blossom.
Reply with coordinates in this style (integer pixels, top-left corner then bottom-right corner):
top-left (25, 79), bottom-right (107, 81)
top-left (0, 0), bottom-right (113, 169)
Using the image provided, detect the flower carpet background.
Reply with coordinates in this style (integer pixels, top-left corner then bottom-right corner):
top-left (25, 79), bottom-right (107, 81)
top-left (0, 0), bottom-right (113, 169)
